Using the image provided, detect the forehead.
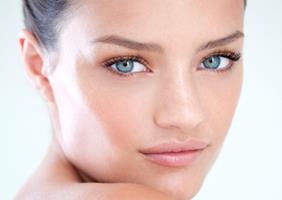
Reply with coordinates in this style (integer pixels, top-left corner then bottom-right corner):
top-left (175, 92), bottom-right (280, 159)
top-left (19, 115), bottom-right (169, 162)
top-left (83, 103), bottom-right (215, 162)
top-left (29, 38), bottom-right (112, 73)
top-left (65, 0), bottom-right (244, 50)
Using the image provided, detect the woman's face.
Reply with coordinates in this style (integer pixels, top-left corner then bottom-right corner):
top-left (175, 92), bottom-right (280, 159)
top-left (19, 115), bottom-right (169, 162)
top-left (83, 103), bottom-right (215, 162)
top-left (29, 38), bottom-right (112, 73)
top-left (49, 0), bottom-right (244, 199)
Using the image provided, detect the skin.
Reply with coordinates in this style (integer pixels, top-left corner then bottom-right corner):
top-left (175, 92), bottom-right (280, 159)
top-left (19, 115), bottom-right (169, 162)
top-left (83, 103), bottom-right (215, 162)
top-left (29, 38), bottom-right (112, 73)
top-left (17, 0), bottom-right (244, 199)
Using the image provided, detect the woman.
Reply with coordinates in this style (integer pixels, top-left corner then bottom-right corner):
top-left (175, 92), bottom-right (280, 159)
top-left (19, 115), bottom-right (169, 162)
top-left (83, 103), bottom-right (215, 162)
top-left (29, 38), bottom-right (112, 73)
top-left (16, 0), bottom-right (246, 199)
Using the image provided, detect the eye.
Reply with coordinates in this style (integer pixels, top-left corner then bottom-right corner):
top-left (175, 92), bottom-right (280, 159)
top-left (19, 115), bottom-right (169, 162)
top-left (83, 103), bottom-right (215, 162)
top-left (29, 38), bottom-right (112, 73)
top-left (199, 51), bottom-right (241, 72)
top-left (113, 59), bottom-right (145, 73)
top-left (201, 55), bottom-right (231, 70)
top-left (102, 56), bottom-right (149, 77)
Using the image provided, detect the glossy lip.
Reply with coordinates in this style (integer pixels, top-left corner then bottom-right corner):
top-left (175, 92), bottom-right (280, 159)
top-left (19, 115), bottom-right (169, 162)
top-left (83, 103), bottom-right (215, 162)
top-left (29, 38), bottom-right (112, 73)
top-left (139, 139), bottom-right (209, 168)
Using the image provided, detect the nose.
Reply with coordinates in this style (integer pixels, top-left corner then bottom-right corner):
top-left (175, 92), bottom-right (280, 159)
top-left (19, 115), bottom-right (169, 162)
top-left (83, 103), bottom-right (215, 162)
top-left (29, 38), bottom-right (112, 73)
top-left (153, 68), bottom-right (205, 133)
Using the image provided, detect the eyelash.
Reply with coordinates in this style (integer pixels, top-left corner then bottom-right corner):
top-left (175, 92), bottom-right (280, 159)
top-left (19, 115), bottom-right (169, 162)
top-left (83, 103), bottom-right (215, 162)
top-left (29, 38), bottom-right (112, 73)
top-left (101, 50), bottom-right (241, 77)
top-left (199, 50), bottom-right (241, 73)
top-left (102, 55), bottom-right (149, 77)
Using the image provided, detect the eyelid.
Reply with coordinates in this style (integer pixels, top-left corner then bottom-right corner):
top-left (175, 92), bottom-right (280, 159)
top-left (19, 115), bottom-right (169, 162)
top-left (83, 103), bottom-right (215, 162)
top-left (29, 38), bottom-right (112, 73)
top-left (102, 55), bottom-right (149, 68)
top-left (201, 50), bottom-right (241, 62)
top-left (101, 55), bottom-right (151, 77)
top-left (198, 49), bottom-right (242, 72)
top-left (100, 49), bottom-right (242, 77)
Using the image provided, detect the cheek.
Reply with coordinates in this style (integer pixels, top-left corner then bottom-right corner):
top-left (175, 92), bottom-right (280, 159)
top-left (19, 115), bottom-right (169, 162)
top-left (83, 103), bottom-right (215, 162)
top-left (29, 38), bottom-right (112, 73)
top-left (72, 55), bottom-right (160, 151)
top-left (197, 66), bottom-right (243, 144)
top-left (79, 86), bottom-right (144, 151)
top-left (75, 72), bottom-right (151, 151)
top-left (54, 59), bottom-right (155, 178)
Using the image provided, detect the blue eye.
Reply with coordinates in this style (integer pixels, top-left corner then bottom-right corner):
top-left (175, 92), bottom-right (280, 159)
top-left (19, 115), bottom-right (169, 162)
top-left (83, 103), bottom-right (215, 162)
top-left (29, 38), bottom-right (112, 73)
top-left (115, 60), bottom-right (135, 73)
top-left (103, 56), bottom-right (148, 76)
top-left (200, 51), bottom-right (241, 71)
top-left (202, 55), bottom-right (230, 70)
top-left (113, 59), bottom-right (146, 74)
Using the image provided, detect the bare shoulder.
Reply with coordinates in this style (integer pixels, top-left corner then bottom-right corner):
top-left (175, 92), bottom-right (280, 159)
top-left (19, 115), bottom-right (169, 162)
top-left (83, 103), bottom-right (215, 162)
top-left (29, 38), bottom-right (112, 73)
top-left (15, 145), bottom-right (174, 200)
top-left (16, 182), bottom-right (174, 200)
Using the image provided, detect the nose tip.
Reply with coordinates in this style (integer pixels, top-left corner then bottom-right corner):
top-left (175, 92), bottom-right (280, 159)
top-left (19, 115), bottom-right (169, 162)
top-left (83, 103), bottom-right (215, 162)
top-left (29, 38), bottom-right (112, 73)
top-left (153, 65), bottom-right (205, 133)
top-left (153, 100), bottom-right (205, 132)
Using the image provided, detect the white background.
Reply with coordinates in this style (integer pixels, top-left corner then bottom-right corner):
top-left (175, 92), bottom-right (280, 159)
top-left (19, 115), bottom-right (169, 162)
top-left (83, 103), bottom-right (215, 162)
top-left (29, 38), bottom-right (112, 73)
top-left (1, 1), bottom-right (282, 199)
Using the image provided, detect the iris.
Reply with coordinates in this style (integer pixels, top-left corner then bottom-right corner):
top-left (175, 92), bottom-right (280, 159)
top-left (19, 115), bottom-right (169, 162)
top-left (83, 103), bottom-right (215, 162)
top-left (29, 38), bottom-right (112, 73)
top-left (115, 60), bottom-right (134, 73)
top-left (203, 56), bottom-right (221, 69)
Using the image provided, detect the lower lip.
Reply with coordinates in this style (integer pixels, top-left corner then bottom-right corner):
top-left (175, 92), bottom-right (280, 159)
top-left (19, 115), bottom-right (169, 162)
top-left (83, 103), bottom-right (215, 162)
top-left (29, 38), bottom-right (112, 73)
top-left (141, 149), bottom-right (203, 168)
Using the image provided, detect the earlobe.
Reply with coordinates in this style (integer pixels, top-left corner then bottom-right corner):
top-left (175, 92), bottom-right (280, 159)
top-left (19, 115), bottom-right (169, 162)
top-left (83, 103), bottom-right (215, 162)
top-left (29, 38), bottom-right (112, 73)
top-left (18, 29), bottom-right (55, 103)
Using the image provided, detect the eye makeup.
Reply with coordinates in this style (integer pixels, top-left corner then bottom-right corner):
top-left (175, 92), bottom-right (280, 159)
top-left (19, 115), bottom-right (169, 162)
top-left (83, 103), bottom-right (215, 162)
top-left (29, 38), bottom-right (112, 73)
top-left (198, 49), bottom-right (242, 73)
top-left (101, 55), bottom-right (150, 77)
top-left (100, 49), bottom-right (242, 78)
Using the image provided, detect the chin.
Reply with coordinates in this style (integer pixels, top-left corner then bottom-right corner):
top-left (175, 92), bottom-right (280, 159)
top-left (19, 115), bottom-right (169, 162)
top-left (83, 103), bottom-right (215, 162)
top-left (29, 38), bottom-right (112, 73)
top-left (169, 185), bottom-right (201, 200)
top-left (150, 176), bottom-right (205, 200)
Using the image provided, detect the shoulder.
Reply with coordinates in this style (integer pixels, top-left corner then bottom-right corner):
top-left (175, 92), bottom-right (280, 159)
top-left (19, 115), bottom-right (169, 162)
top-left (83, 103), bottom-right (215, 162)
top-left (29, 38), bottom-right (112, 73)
top-left (16, 182), bottom-right (173, 200)
top-left (15, 145), bottom-right (174, 200)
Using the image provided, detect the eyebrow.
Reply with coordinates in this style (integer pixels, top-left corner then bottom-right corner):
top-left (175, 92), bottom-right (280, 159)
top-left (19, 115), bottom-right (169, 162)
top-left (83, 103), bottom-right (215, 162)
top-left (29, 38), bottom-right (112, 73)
top-left (197, 30), bottom-right (244, 51)
top-left (93, 30), bottom-right (244, 53)
top-left (93, 35), bottom-right (163, 53)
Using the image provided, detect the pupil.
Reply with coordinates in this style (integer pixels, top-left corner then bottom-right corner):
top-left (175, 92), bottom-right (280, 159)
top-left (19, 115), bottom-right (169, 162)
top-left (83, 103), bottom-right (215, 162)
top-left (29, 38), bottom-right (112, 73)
top-left (204, 56), bottom-right (220, 69)
top-left (116, 60), bottom-right (134, 73)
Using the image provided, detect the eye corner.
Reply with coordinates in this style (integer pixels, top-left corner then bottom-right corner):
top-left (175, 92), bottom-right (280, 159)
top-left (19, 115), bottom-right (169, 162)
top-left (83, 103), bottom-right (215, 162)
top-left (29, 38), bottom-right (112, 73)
top-left (101, 54), bottom-right (153, 78)
top-left (198, 50), bottom-right (240, 73)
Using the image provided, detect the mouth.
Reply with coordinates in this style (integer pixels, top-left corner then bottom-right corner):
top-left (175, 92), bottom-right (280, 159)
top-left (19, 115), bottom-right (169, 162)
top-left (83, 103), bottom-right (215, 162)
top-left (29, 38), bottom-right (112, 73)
top-left (139, 139), bottom-right (209, 168)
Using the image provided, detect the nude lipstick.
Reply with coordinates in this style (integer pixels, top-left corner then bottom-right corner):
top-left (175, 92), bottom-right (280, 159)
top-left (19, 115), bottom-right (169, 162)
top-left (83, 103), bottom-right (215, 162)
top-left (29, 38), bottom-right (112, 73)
top-left (139, 139), bottom-right (208, 168)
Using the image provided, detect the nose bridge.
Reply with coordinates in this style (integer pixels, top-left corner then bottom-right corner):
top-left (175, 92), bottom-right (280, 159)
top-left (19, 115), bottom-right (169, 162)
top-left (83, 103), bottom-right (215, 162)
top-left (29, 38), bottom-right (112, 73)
top-left (153, 65), bottom-right (204, 132)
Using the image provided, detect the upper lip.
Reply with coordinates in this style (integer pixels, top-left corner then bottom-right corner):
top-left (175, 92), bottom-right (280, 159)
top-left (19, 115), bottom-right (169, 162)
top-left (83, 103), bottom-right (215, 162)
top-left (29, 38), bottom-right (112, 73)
top-left (139, 139), bottom-right (209, 154)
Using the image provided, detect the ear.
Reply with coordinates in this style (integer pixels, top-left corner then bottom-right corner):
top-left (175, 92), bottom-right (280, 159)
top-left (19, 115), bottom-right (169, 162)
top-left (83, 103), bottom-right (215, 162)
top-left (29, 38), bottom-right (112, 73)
top-left (18, 29), bottom-right (55, 103)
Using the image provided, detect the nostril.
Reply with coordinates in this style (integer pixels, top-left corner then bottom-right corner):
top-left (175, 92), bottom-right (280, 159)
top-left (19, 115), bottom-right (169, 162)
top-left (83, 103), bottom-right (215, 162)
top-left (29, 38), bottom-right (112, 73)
top-left (153, 105), bottom-right (205, 131)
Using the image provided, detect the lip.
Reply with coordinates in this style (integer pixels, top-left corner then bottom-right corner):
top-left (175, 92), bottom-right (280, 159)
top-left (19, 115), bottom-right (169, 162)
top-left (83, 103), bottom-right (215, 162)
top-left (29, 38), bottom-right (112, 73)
top-left (139, 139), bottom-right (209, 168)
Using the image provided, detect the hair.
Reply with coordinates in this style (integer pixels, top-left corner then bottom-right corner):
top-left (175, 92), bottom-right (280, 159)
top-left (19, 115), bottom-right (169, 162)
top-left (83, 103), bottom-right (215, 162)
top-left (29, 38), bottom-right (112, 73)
top-left (22, 0), bottom-right (247, 51)
top-left (22, 0), bottom-right (69, 51)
